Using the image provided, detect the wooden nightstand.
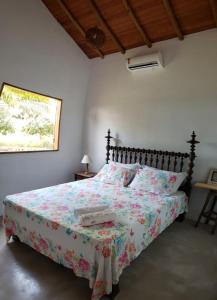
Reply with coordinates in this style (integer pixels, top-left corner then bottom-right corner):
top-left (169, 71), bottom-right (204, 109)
top-left (194, 182), bottom-right (217, 234)
top-left (74, 172), bottom-right (96, 181)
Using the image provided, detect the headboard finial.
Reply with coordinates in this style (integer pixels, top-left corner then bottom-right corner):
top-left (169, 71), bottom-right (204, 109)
top-left (105, 129), bottom-right (112, 163)
top-left (104, 129), bottom-right (199, 197)
top-left (186, 131), bottom-right (200, 195)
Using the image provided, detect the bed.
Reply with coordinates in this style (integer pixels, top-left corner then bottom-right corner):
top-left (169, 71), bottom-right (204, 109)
top-left (3, 130), bottom-right (199, 300)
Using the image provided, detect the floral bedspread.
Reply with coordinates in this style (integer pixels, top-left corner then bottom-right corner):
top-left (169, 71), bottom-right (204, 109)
top-left (3, 179), bottom-right (187, 299)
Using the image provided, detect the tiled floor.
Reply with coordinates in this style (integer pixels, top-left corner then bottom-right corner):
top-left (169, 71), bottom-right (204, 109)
top-left (0, 218), bottom-right (217, 300)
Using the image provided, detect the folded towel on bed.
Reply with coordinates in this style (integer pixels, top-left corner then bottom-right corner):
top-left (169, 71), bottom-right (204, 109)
top-left (79, 209), bottom-right (116, 227)
top-left (74, 205), bottom-right (109, 217)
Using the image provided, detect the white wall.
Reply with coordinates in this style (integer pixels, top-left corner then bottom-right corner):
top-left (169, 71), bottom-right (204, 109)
top-left (1, 1), bottom-right (216, 220)
top-left (84, 29), bottom-right (217, 220)
top-left (0, 0), bottom-right (91, 214)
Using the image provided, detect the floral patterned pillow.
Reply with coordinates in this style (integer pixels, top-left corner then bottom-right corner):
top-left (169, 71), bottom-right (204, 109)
top-left (129, 166), bottom-right (187, 195)
top-left (94, 162), bottom-right (136, 187)
top-left (110, 161), bottom-right (141, 170)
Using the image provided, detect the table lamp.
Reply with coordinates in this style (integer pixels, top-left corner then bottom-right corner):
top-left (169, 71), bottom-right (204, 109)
top-left (81, 154), bottom-right (91, 174)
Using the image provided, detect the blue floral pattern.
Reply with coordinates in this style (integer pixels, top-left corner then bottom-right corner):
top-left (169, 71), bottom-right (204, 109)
top-left (129, 166), bottom-right (187, 195)
top-left (3, 178), bottom-right (187, 299)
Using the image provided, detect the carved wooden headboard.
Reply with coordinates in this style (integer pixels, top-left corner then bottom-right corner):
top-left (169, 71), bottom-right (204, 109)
top-left (105, 129), bottom-right (199, 197)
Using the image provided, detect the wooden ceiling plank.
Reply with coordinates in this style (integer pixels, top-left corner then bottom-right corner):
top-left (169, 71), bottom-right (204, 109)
top-left (162, 0), bottom-right (184, 40)
top-left (122, 0), bottom-right (152, 48)
top-left (57, 0), bottom-right (104, 58)
top-left (89, 0), bottom-right (125, 54)
top-left (209, 0), bottom-right (217, 27)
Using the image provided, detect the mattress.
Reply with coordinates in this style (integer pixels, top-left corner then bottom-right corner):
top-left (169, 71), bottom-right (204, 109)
top-left (3, 178), bottom-right (187, 299)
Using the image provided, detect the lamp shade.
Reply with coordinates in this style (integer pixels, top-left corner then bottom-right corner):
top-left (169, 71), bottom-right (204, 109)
top-left (81, 154), bottom-right (91, 164)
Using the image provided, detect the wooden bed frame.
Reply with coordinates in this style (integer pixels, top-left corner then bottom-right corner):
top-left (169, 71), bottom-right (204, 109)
top-left (12, 130), bottom-right (199, 300)
top-left (105, 129), bottom-right (199, 198)
top-left (105, 129), bottom-right (199, 299)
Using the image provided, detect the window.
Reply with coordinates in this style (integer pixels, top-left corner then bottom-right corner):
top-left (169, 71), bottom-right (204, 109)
top-left (0, 83), bottom-right (62, 153)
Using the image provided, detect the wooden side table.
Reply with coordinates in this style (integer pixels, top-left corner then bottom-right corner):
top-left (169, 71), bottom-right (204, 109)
top-left (194, 182), bottom-right (217, 234)
top-left (74, 172), bottom-right (96, 181)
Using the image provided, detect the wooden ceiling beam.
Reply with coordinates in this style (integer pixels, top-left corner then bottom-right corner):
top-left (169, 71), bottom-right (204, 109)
top-left (57, 0), bottom-right (104, 58)
top-left (122, 0), bottom-right (152, 48)
top-left (209, 0), bottom-right (217, 27)
top-left (89, 0), bottom-right (125, 54)
top-left (162, 0), bottom-right (184, 40)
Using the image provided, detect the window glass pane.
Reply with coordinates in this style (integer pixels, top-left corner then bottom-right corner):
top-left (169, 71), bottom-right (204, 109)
top-left (0, 83), bottom-right (61, 153)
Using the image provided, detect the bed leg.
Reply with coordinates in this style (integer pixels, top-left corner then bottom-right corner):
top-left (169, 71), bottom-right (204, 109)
top-left (12, 235), bottom-right (20, 242)
top-left (106, 284), bottom-right (120, 299)
top-left (176, 213), bottom-right (185, 222)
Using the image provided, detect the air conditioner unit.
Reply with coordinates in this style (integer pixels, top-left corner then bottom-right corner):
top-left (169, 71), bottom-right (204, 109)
top-left (126, 52), bottom-right (163, 71)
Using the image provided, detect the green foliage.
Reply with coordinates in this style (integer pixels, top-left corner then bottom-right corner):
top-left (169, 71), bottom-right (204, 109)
top-left (13, 103), bottom-right (41, 120)
top-left (0, 110), bottom-right (15, 135)
top-left (0, 84), bottom-right (57, 151)
top-left (1, 86), bottom-right (55, 137)
top-left (1, 84), bottom-right (50, 104)
top-left (1, 92), bottom-right (15, 106)
top-left (24, 120), bottom-right (54, 136)
top-left (17, 101), bottom-right (54, 137)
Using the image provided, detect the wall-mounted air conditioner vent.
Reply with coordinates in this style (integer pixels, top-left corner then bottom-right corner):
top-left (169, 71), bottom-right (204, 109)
top-left (126, 52), bottom-right (163, 71)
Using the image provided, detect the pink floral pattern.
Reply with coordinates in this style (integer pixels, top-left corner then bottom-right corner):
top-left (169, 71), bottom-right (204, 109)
top-left (129, 166), bottom-right (187, 195)
top-left (94, 162), bottom-right (138, 186)
top-left (3, 178), bottom-right (187, 299)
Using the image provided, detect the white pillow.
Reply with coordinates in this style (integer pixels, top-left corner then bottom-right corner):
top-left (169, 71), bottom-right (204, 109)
top-left (129, 165), bottom-right (187, 195)
top-left (94, 162), bottom-right (137, 187)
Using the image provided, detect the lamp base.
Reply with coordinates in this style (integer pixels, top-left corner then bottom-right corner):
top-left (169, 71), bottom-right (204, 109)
top-left (85, 163), bottom-right (89, 175)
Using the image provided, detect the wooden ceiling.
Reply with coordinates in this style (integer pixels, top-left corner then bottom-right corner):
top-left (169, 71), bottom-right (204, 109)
top-left (42, 0), bottom-right (217, 59)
